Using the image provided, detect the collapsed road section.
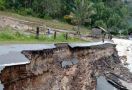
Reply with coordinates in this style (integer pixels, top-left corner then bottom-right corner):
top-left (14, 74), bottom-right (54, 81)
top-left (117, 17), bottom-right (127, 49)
top-left (0, 42), bottom-right (132, 90)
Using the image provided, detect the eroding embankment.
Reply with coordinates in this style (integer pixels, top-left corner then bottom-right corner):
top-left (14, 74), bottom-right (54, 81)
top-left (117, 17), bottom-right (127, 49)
top-left (0, 42), bottom-right (132, 90)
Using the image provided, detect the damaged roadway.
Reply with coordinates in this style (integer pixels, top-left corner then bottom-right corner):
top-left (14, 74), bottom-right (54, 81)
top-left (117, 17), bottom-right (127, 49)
top-left (0, 41), bottom-right (132, 90)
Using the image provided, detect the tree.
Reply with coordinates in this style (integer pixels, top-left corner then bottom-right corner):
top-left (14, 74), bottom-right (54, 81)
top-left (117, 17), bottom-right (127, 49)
top-left (91, 0), bottom-right (128, 34)
top-left (71, 0), bottom-right (95, 31)
top-left (32, 0), bottom-right (62, 18)
top-left (62, 0), bottom-right (74, 15)
top-left (1, 0), bottom-right (129, 34)
top-left (0, 0), bottom-right (5, 10)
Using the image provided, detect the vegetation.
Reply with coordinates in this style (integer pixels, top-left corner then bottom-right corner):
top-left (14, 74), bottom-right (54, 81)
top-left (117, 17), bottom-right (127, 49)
top-left (0, 0), bottom-right (130, 35)
top-left (70, 0), bottom-right (95, 31)
top-left (0, 27), bottom-right (86, 43)
top-left (0, 11), bottom-right (90, 35)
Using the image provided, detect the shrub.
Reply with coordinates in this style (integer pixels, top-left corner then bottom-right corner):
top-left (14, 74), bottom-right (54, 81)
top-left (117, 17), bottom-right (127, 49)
top-left (17, 8), bottom-right (33, 16)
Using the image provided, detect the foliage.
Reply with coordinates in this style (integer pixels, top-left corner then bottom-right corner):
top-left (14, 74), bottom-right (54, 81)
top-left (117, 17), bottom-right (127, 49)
top-left (32, 0), bottom-right (62, 18)
top-left (71, 0), bottom-right (95, 31)
top-left (0, 0), bottom-right (130, 35)
top-left (95, 20), bottom-right (106, 29)
top-left (0, 27), bottom-right (85, 43)
top-left (91, 0), bottom-right (128, 32)
top-left (0, 0), bottom-right (5, 10)
top-left (128, 27), bottom-right (132, 33)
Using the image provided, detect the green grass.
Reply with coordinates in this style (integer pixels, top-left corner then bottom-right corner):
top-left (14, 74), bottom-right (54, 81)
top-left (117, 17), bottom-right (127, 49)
top-left (0, 28), bottom-right (87, 44)
top-left (0, 11), bottom-right (90, 34)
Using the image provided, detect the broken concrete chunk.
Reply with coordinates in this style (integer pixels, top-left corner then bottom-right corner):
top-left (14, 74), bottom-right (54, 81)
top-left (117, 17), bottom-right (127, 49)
top-left (61, 58), bottom-right (78, 68)
top-left (62, 60), bottom-right (73, 68)
top-left (96, 76), bottom-right (117, 90)
top-left (72, 58), bottom-right (78, 65)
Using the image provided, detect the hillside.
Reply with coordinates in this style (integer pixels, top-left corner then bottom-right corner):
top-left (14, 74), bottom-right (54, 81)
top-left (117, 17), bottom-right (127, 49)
top-left (0, 11), bottom-right (89, 34)
top-left (127, 0), bottom-right (132, 26)
top-left (0, 11), bottom-right (91, 43)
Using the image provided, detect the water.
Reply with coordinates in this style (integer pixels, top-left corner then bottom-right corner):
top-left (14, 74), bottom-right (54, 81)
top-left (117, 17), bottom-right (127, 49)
top-left (113, 38), bottom-right (132, 72)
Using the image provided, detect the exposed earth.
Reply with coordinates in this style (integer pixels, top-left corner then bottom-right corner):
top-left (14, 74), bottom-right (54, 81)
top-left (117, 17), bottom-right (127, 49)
top-left (0, 40), bottom-right (132, 90)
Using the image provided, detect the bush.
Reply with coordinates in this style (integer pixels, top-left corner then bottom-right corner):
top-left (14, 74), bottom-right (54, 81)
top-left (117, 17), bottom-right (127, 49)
top-left (0, 0), bottom-right (5, 10)
top-left (128, 27), bottom-right (132, 33)
top-left (17, 8), bottom-right (33, 16)
top-left (95, 20), bottom-right (107, 29)
top-left (25, 8), bottom-right (33, 15)
top-left (44, 14), bottom-right (53, 20)
top-left (0, 31), bottom-right (15, 40)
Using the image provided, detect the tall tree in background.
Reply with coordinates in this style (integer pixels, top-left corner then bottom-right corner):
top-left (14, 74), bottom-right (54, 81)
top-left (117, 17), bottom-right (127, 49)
top-left (71, 0), bottom-right (95, 31)
top-left (62, 0), bottom-right (74, 15)
top-left (44, 0), bottom-right (62, 18)
top-left (91, 0), bottom-right (128, 34)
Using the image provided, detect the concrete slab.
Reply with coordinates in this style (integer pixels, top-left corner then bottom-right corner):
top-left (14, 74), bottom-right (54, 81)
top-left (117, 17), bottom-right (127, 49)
top-left (0, 82), bottom-right (3, 90)
top-left (96, 76), bottom-right (117, 90)
top-left (0, 44), bottom-right (56, 72)
top-left (0, 42), bottom-right (114, 71)
top-left (69, 41), bottom-right (113, 48)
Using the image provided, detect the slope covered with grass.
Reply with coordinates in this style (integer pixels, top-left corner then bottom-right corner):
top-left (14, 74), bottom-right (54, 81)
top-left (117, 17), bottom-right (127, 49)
top-left (0, 11), bottom-right (90, 34)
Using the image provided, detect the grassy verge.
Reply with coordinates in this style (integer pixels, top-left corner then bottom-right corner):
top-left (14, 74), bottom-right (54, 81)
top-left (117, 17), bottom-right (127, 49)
top-left (0, 28), bottom-right (87, 44)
